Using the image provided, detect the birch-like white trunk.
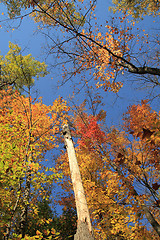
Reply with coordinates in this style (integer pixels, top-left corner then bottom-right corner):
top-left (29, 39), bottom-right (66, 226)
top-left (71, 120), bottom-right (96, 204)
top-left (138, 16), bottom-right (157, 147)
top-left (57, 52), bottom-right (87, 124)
top-left (62, 124), bottom-right (93, 234)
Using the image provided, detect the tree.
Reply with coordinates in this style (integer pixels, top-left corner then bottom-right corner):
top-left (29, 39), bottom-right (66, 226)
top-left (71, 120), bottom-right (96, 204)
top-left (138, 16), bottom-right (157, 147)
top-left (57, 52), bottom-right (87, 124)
top-left (56, 101), bottom-right (160, 239)
top-left (17, 197), bottom-right (77, 239)
top-left (0, 87), bottom-right (69, 239)
top-left (0, 0), bottom-right (85, 23)
top-left (25, 199), bottom-right (58, 238)
top-left (52, 206), bottom-right (77, 240)
top-left (110, 0), bottom-right (160, 19)
top-left (62, 124), bottom-right (94, 239)
top-left (30, 0), bottom-right (160, 97)
top-left (0, 42), bottom-right (48, 90)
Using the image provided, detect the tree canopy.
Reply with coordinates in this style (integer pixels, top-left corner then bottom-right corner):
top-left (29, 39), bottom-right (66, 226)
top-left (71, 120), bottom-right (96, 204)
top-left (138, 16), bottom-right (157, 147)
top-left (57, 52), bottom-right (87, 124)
top-left (0, 87), bottom-right (69, 239)
top-left (0, 0), bottom-right (159, 239)
top-left (0, 42), bottom-right (48, 90)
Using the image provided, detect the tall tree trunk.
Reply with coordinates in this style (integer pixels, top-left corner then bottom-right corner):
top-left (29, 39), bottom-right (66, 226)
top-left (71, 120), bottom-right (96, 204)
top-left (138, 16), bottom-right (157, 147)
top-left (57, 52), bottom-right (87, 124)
top-left (62, 124), bottom-right (94, 240)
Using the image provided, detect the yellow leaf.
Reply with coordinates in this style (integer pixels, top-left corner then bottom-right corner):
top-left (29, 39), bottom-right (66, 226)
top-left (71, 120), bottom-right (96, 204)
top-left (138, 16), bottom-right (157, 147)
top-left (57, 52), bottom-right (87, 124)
top-left (97, 32), bottom-right (101, 38)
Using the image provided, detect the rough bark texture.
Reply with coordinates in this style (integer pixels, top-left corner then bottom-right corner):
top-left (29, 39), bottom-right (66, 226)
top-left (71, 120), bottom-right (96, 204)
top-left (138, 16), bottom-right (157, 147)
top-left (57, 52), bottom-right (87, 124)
top-left (74, 222), bottom-right (95, 240)
top-left (63, 124), bottom-right (94, 238)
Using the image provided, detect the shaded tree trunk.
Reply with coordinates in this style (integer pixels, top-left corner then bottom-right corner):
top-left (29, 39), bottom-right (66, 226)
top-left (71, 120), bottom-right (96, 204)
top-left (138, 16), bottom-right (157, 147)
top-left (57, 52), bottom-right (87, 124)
top-left (74, 222), bottom-right (94, 240)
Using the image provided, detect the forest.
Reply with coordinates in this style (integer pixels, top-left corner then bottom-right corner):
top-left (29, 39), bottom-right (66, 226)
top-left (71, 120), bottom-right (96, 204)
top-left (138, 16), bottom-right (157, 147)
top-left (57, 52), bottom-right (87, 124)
top-left (0, 0), bottom-right (159, 239)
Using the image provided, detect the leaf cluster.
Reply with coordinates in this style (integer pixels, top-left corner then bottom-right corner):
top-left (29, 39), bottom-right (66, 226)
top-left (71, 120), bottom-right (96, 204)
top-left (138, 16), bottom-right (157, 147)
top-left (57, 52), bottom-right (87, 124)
top-left (111, 0), bottom-right (160, 19)
top-left (0, 42), bottom-right (48, 90)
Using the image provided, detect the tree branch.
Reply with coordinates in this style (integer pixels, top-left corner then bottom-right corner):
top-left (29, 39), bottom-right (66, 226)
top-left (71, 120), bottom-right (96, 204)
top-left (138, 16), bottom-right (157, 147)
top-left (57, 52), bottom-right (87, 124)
top-left (33, 1), bottom-right (160, 77)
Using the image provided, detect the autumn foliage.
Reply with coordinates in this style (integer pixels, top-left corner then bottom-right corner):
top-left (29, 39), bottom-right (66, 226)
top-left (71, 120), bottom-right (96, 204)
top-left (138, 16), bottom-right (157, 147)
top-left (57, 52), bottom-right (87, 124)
top-left (56, 101), bottom-right (160, 239)
top-left (0, 87), bottom-right (69, 239)
top-left (0, 0), bottom-right (160, 239)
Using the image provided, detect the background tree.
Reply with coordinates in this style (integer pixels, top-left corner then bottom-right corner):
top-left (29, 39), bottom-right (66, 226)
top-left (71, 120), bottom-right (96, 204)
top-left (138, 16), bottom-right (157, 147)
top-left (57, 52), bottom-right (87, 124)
top-left (0, 42), bottom-right (48, 90)
top-left (52, 206), bottom-right (77, 240)
top-left (25, 199), bottom-right (77, 239)
top-left (110, 0), bottom-right (160, 19)
top-left (0, 87), bottom-right (69, 239)
top-left (0, 0), bottom-right (85, 23)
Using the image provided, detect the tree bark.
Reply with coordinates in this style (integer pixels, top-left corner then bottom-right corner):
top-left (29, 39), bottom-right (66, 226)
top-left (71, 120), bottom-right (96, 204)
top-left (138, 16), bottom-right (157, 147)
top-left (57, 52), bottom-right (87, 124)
top-left (62, 124), bottom-right (94, 239)
top-left (74, 222), bottom-right (94, 240)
